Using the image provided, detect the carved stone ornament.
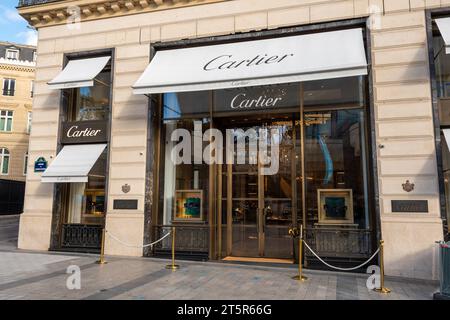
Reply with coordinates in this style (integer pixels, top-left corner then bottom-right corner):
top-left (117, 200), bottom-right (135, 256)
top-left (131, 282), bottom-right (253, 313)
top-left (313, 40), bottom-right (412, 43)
top-left (402, 180), bottom-right (415, 193)
top-left (122, 184), bottom-right (131, 194)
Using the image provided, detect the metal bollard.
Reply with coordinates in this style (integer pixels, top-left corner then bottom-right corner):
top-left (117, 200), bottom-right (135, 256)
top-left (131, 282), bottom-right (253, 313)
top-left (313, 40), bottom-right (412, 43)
top-left (96, 228), bottom-right (107, 265)
top-left (166, 226), bottom-right (180, 271)
top-left (374, 240), bottom-right (391, 294)
top-left (292, 225), bottom-right (307, 281)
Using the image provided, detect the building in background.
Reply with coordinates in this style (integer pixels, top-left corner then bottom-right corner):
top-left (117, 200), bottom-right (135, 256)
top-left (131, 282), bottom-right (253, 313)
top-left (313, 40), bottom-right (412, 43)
top-left (0, 42), bottom-right (36, 214)
top-left (15, 0), bottom-right (450, 281)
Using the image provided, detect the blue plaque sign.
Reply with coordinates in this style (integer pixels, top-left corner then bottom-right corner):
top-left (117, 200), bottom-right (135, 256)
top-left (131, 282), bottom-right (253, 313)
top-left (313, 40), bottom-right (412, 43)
top-left (34, 157), bottom-right (48, 172)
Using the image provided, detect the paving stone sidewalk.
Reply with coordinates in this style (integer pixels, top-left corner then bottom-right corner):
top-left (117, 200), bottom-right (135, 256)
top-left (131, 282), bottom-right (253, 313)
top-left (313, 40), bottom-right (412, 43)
top-left (0, 250), bottom-right (439, 300)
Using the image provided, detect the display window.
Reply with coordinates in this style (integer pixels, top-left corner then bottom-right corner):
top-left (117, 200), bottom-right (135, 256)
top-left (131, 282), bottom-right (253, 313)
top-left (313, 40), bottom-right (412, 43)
top-left (64, 150), bottom-right (107, 225)
top-left (156, 75), bottom-right (373, 261)
top-left (52, 54), bottom-right (112, 251)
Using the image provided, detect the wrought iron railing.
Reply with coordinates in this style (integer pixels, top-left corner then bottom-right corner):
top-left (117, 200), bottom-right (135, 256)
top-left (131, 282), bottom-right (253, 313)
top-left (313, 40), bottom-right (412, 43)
top-left (152, 225), bottom-right (209, 254)
top-left (304, 228), bottom-right (373, 259)
top-left (2, 90), bottom-right (15, 96)
top-left (17, 0), bottom-right (63, 7)
top-left (61, 224), bottom-right (102, 250)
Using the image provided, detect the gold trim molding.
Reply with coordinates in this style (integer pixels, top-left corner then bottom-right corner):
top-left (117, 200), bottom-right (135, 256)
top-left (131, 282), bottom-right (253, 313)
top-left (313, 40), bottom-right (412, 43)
top-left (19, 0), bottom-right (229, 28)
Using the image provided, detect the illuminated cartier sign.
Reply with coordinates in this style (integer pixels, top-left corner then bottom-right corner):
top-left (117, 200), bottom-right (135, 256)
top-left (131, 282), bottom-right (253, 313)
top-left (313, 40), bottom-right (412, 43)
top-left (61, 120), bottom-right (107, 144)
top-left (67, 126), bottom-right (101, 138)
top-left (213, 84), bottom-right (297, 112)
top-left (230, 93), bottom-right (284, 109)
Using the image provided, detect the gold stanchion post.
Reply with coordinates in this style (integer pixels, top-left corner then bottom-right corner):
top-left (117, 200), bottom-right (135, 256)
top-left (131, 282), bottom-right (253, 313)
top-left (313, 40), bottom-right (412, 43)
top-left (292, 225), bottom-right (307, 281)
top-left (166, 226), bottom-right (180, 271)
top-left (96, 228), bottom-right (107, 265)
top-left (374, 240), bottom-right (391, 294)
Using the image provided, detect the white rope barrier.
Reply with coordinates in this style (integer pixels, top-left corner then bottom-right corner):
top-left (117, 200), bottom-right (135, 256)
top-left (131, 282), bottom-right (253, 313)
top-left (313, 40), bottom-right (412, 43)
top-left (106, 230), bottom-right (172, 249)
top-left (302, 240), bottom-right (380, 272)
top-left (106, 228), bottom-right (379, 272)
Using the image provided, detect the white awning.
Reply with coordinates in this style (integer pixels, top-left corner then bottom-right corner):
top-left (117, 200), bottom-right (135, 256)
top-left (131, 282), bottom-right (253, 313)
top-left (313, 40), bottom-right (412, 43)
top-left (41, 144), bottom-right (107, 183)
top-left (436, 18), bottom-right (450, 54)
top-left (48, 56), bottom-right (110, 90)
top-left (133, 28), bottom-right (368, 94)
top-left (444, 129), bottom-right (450, 150)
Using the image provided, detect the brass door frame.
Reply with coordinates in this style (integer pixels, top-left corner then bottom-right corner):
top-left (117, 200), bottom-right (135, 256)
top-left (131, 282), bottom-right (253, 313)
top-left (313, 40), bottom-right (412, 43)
top-left (209, 98), bottom-right (216, 260)
top-left (291, 118), bottom-right (298, 235)
top-left (217, 163), bottom-right (223, 259)
top-left (223, 116), bottom-right (299, 259)
top-left (300, 84), bottom-right (306, 236)
top-left (226, 162), bottom-right (233, 256)
top-left (258, 156), bottom-right (264, 257)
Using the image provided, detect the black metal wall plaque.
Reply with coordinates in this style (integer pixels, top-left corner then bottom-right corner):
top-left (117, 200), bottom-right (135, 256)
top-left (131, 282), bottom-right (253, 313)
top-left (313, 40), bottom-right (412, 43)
top-left (61, 120), bottom-right (108, 144)
top-left (391, 200), bottom-right (428, 213)
top-left (113, 199), bottom-right (138, 210)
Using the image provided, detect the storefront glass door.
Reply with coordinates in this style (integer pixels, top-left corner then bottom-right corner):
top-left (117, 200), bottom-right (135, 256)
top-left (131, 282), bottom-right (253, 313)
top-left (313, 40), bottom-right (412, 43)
top-left (217, 114), bottom-right (299, 259)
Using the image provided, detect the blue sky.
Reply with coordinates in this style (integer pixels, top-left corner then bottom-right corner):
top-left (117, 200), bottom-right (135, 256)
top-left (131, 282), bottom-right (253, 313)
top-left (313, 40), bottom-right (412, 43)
top-left (0, 0), bottom-right (37, 46)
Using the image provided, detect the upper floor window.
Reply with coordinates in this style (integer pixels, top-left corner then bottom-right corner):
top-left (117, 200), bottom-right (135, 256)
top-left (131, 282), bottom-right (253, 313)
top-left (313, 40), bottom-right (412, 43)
top-left (27, 112), bottom-right (32, 134)
top-left (2, 78), bottom-right (15, 96)
top-left (0, 148), bottom-right (9, 175)
top-left (0, 110), bottom-right (13, 132)
top-left (5, 49), bottom-right (19, 60)
top-left (66, 58), bottom-right (111, 122)
top-left (30, 80), bottom-right (34, 98)
top-left (33, 51), bottom-right (37, 62)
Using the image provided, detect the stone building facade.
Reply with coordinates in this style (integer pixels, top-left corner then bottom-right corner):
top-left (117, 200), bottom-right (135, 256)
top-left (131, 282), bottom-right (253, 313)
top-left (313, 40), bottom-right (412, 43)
top-left (0, 42), bottom-right (35, 183)
top-left (16, 0), bottom-right (450, 280)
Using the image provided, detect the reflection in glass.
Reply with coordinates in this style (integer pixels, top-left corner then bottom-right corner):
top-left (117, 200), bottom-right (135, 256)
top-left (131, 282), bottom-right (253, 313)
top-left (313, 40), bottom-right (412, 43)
top-left (158, 76), bottom-right (371, 260)
top-left (434, 34), bottom-right (450, 98)
top-left (441, 131), bottom-right (450, 235)
top-left (216, 115), bottom-right (299, 258)
top-left (68, 68), bottom-right (111, 122)
top-left (161, 118), bottom-right (210, 225)
top-left (303, 77), bottom-right (364, 108)
top-left (435, 24), bottom-right (450, 238)
top-left (304, 109), bottom-right (369, 229)
top-left (163, 92), bottom-right (210, 120)
top-left (230, 200), bottom-right (259, 256)
top-left (66, 150), bottom-right (107, 225)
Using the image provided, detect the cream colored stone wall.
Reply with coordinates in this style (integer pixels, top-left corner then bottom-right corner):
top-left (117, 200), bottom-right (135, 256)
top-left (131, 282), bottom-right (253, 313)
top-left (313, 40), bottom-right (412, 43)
top-left (18, 49), bottom-right (59, 250)
top-left (19, 0), bottom-right (450, 279)
top-left (0, 63), bottom-right (34, 182)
